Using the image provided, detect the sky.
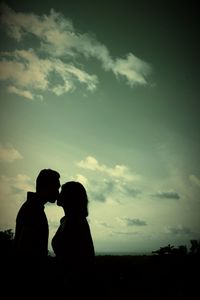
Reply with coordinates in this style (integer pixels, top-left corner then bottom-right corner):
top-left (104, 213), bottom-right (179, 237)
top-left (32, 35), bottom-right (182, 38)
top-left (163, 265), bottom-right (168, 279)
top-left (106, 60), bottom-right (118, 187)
top-left (0, 0), bottom-right (199, 254)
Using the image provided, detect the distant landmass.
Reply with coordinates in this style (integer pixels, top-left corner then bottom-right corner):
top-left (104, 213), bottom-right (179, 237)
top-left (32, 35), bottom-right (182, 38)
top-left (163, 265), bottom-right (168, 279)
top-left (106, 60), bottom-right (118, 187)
top-left (49, 250), bottom-right (151, 257)
top-left (95, 251), bottom-right (151, 256)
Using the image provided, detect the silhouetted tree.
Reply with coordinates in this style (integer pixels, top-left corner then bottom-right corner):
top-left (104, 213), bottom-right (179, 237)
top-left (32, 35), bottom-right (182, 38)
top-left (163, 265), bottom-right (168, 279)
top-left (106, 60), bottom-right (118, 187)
top-left (0, 229), bottom-right (14, 256)
top-left (190, 239), bottom-right (200, 255)
top-left (176, 245), bottom-right (187, 255)
top-left (152, 244), bottom-right (188, 256)
top-left (152, 244), bottom-right (175, 255)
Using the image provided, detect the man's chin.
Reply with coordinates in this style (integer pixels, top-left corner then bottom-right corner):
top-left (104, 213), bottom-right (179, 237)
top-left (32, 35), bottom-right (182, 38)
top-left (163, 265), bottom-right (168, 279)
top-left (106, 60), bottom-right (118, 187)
top-left (56, 200), bottom-right (62, 206)
top-left (48, 199), bottom-right (56, 204)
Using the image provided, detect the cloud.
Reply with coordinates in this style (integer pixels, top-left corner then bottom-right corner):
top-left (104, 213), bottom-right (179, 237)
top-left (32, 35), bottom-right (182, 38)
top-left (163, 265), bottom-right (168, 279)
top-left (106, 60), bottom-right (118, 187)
top-left (117, 181), bottom-right (141, 198)
top-left (123, 217), bottom-right (147, 226)
top-left (72, 174), bottom-right (88, 186)
top-left (0, 4), bottom-right (152, 99)
top-left (0, 174), bottom-right (34, 200)
top-left (118, 217), bottom-right (147, 226)
top-left (76, 156), bottom-right (141, 203)
top-left (0, 49), bottom-right (98, 99)
top-left (77, 156), bottom-right (140, 182)
top-left (7, 85), bottom-right (34, 100)
top-left (0, 50), bottom-right (50, 90)
top-left (0, 143), bottom-right (23, 162)
top-left (165, 225), bottom-right (192, 235)
top-left (95, 220), bottom-right (113, 228)
top-left (88, 179), bottom-right (115, 202)
top-left (113, 53), bottom-right (152, 86)
top-left (189, 174), bottom-right (200, 188)
top-left (152, 191), bottom-right (180, 200)
top-left (3, 174), bottom-right (34, 193)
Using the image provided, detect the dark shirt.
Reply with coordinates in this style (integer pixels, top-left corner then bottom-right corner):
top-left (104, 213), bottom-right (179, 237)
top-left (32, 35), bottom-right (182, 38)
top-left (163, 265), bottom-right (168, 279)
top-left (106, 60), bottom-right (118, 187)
top-left (52, 216), bottom-right (95, 271)
top-left (14, 192), bottom-right (49, 259)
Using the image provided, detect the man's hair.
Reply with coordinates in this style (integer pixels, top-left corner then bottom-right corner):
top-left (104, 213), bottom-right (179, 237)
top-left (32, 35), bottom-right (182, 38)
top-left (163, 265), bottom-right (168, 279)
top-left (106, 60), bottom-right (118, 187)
top-left (36, 169), bottom-right (60, 191)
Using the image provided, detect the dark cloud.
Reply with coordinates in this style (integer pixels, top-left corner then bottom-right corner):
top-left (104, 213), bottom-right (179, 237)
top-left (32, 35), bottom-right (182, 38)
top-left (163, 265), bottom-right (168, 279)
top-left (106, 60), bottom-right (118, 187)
top-left (98, 222), bottom-right (112, 228)
top-left (153, 191), bottom-right (180, 200)
top-left (120, 181), bottom-right (141, 198)
top-left (166, 226), bottom-right (192, 235)
top-left (88, 177), bottom-right (141, 203)
top-left (123, 217), bottom-right (147, 226)
top-left (88, 179), bottom-right (115, 202)
top-left (90, 191), bottom-right (107, 202)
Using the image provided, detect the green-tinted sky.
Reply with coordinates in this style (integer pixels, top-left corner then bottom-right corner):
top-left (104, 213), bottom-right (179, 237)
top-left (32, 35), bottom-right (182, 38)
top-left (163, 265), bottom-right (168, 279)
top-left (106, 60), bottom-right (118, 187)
top-left (0, 0), bottom-right (199, 253)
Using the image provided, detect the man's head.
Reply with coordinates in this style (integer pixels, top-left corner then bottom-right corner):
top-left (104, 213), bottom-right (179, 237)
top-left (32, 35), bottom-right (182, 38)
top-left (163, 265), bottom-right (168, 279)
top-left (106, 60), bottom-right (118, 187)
top-left (36, 169), bottom-right (60, 203)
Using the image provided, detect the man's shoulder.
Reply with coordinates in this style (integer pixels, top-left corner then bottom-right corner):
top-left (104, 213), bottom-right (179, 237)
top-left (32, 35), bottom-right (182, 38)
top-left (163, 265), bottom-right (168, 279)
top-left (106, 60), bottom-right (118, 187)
top-left (16, 200), bottom-right (32, 220)
top-left (16, 193), bottom-right (38, 220)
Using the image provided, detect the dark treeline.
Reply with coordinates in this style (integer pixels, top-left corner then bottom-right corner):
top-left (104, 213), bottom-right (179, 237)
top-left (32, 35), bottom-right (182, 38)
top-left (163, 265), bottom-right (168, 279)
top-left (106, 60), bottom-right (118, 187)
top-left (0, 229), bottom-right (199, 299)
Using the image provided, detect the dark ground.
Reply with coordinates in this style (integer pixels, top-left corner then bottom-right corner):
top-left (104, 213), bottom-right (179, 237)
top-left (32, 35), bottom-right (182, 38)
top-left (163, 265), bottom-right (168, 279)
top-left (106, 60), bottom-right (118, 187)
top-left (1, 254), bottom-right (199, 299)
top-left (92, 254), bottom-right (199, 299)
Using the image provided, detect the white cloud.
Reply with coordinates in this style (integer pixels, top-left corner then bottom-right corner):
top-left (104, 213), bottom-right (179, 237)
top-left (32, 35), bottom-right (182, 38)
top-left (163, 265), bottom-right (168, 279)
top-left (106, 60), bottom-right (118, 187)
top-left (0, 49), bottom-right (98, 99)
top-left (7, 86), bottom-right (34, 100)
top-left (113, 53), bottom-right (152, 86)
top-left (76, 156), bottom-right (142, 204)
top-left (64, 64), bottom-right (98, 91)
top-left (0, 4), bottom-right (152, 99)
top-left (77, 156), bottom-right (140, 182)
top-left (0, 49), bottom-right (51, 92)
top-left (0, 4), bottom-right (74, 43)
top-left (71, 174), bottom-right (89, 186)
top-left (0, 144), bottom-right (23, 162)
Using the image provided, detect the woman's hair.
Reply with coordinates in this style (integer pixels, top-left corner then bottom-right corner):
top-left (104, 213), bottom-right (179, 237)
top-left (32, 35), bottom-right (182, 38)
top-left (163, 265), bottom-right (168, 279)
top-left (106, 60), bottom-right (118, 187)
top-left (58, 181), bottom-right (89, 217)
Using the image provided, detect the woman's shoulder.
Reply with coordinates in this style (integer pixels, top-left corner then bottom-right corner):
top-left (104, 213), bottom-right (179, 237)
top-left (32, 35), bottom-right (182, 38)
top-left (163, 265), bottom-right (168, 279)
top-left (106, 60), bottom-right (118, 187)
top-left (59, 216), bottom-right (68, 231)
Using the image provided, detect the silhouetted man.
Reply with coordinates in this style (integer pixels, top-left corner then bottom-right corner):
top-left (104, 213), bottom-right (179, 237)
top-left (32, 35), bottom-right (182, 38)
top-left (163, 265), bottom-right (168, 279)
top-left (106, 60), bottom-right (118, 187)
top-left (13, 169), bottom-right (60, 293)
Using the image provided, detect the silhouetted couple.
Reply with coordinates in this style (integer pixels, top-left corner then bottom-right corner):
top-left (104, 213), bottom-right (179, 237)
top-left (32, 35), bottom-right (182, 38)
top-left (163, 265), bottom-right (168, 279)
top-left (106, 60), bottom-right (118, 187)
top-left (13, 169), bottom-right (95, 297)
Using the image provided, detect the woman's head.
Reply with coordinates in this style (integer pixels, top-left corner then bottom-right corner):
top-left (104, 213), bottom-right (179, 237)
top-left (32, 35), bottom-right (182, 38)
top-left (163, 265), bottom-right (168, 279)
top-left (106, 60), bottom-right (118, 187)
top-left (57, 181), bottom-right (89, 217)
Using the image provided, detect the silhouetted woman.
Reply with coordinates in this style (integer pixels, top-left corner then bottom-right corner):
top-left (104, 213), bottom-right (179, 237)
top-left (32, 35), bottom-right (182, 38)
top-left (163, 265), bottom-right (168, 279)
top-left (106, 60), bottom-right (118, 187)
top-left (52, 181), bottom-right (95, 295)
